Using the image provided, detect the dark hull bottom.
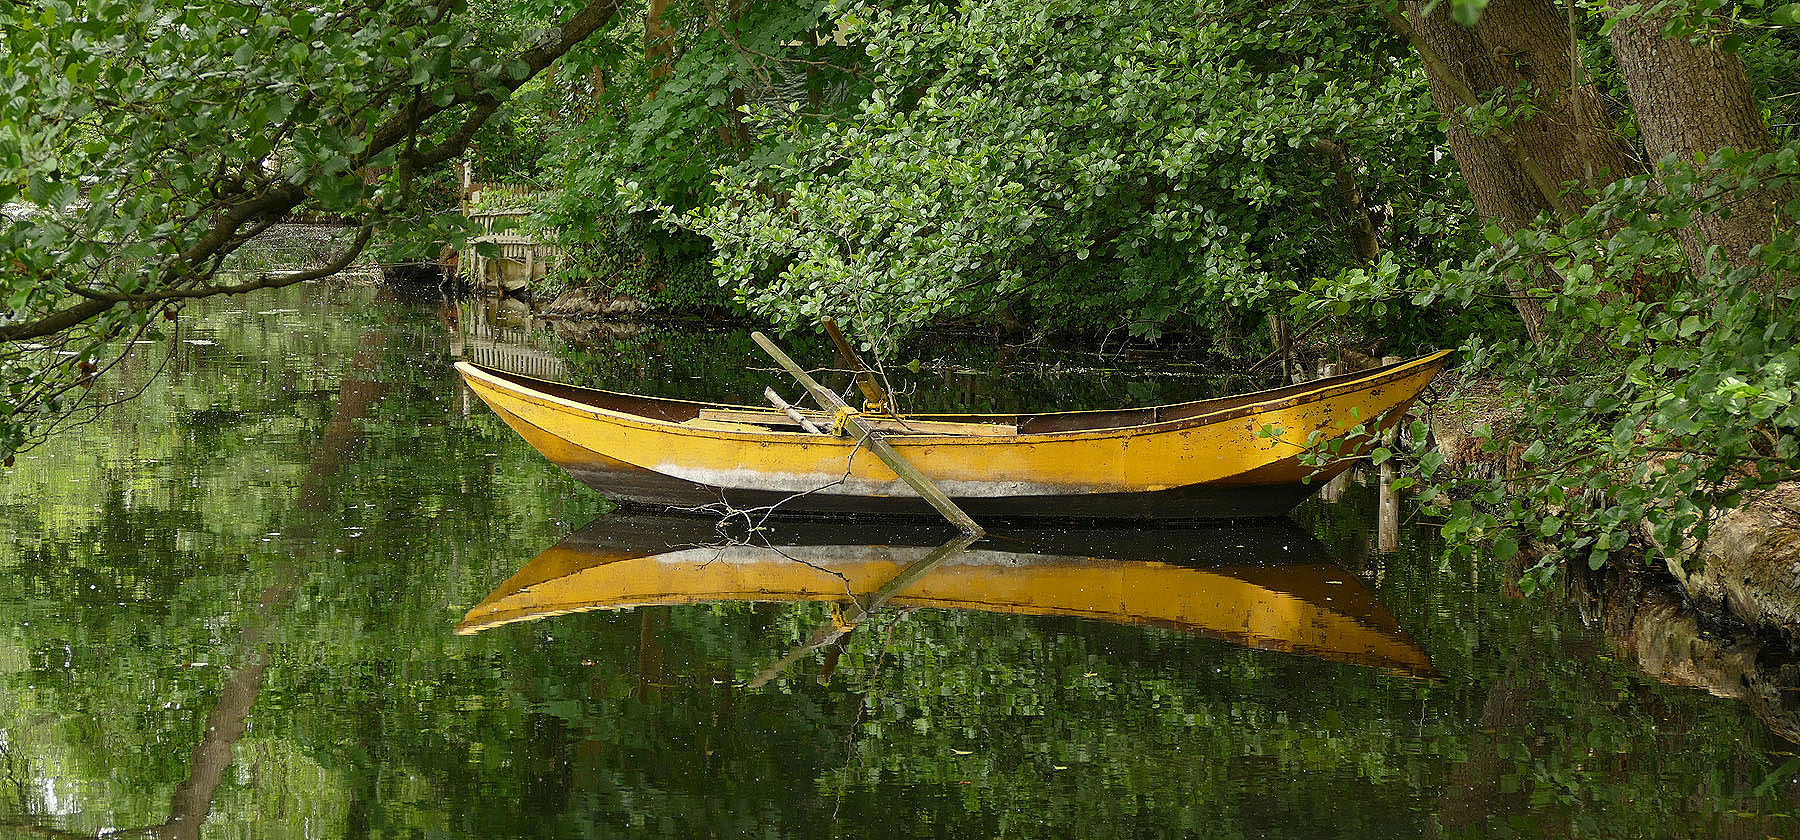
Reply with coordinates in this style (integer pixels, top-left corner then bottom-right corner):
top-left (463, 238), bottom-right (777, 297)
top-left (561, 461), bottom-right (1336, 523)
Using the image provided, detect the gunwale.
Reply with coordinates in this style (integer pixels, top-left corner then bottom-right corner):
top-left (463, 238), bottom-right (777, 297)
top-left (454, 349), bottom-right (1451, 446)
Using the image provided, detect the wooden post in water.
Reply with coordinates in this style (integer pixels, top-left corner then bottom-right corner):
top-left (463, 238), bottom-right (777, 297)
top-left (1271, 312), bottom-right (1294, 384)
top-left (1377, 355), bottom-right (1402, 553)
top-left (752, 332), bottom-right (983, 537)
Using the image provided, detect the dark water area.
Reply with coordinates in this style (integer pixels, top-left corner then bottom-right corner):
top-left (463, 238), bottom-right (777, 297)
top-left (455, 296), bottom-right (1275, 414)
top-left (1, 280), bottom-right (1797, 838)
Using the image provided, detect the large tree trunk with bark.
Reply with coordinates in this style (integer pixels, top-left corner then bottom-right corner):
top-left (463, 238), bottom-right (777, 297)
top-left (1399, 0), bottom-right (1643, 344)
top-left (1608, 13), bottom-right (1787, 281)
top-left (646, 0), bottom-right (674, 89)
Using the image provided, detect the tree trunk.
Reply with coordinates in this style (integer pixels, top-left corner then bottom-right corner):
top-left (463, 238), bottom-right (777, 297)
top-left (155, 324), bottom-right (393, 840)
top-left (714, 0), bottom-right (751, 148)
top-left (1398, 0), bottom-right (1644, 344)
top-left (646, 0), bottom-right (674, 91)
top-left (1313, 138), bottom-right (1381, 265)
top-left (1608, 13), bottom-right (1787, 281)
top-left (160, 654), bottom-right (270, 840)
top-left (1269, 311), bottom-right (1292, 383)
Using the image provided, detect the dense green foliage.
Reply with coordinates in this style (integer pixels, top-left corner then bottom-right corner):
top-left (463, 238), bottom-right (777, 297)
top-left (680, 0), bottom-right (1465, 346)
top-left (1385, 151), bottom-right (1800, 588)
top-left (512, 0), bottom-right (861, 314)
top-left (496, 0), bottom-right (1483, 348)
top-left (0, 0), bottom-right (626, 457)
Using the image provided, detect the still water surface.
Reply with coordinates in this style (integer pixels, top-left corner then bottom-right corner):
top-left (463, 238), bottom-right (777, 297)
top-left (1, 280), bottom-right (1797, 838)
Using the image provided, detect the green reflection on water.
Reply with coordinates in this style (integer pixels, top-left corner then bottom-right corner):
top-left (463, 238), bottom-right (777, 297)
top-left (0, 280), bottom-right (1794, 839)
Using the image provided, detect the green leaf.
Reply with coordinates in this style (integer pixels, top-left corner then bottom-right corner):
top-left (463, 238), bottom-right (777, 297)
top-left (1419, 449), bottom-right (1444, 478)
top-left (1521, 440), bottom-right (1546, 463)
top-left (1452, 0), bottom-right (1492, 26)
top-left (1493, 532), bottom-right (1518, 564)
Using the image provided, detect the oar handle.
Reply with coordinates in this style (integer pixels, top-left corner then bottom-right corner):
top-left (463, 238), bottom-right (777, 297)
top-left (822, 317), bottom-right (890, 413)
top-left (763, 387), bottom-right (823, 434)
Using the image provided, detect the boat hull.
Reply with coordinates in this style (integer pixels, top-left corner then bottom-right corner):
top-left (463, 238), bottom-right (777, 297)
top-left (457, 351), bottom-right (1450, 521)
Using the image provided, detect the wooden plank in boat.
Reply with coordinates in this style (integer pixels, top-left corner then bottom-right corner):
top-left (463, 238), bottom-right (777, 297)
top-left (681, 418), bottom-right (780, 433)
top-left (696, 408), bottom-right (1018, 436)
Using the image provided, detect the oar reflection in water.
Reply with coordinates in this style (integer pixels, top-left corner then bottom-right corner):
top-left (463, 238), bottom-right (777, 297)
top-left (458, 515), bottom-right (1439, 681)
top-left (747, 532), bottom-right (981, 688)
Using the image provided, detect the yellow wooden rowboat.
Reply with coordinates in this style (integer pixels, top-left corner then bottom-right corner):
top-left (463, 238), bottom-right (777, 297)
top-left (455, 350), bottom-right (1450, 520)
top-left (457, 516), bottom-right (1437, 678)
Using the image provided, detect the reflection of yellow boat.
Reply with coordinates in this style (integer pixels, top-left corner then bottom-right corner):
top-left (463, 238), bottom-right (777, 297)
top-left (458, 516), bottom-right (1437, 678)
top-left (455, 352), bottom-right (1450, 520)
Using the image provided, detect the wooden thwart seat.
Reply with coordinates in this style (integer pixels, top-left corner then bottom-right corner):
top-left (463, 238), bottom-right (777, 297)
top-left (694, 407), bottom-right (1019, 436)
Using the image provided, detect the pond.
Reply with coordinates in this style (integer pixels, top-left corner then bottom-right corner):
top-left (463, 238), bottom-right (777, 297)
top-left (1, 278), bottom-right (1796, 838)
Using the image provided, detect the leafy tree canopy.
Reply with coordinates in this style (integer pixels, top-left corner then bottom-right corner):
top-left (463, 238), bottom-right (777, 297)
top-left (673, 0), bottom-right (1465, 348)
top-left (0, 0), bottom-right (629, 456)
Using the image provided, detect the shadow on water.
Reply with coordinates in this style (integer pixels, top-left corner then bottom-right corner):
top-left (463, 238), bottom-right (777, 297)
top-left (445, 296), bottom-right (1279, 415)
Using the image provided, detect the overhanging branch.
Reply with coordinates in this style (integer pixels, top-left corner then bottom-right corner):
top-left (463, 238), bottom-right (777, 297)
top-left (92, 227), bottom-right (375, 303)
top-left (3, 228), bottom-right (374, 341)
top-left (2, 0), bottom-right (629, 345)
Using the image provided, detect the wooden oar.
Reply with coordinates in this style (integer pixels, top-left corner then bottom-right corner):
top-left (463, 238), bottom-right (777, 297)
top-left (821, 316), bottom-right (890, 413)
top-left (751, 331), bottom-right (984, 537)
